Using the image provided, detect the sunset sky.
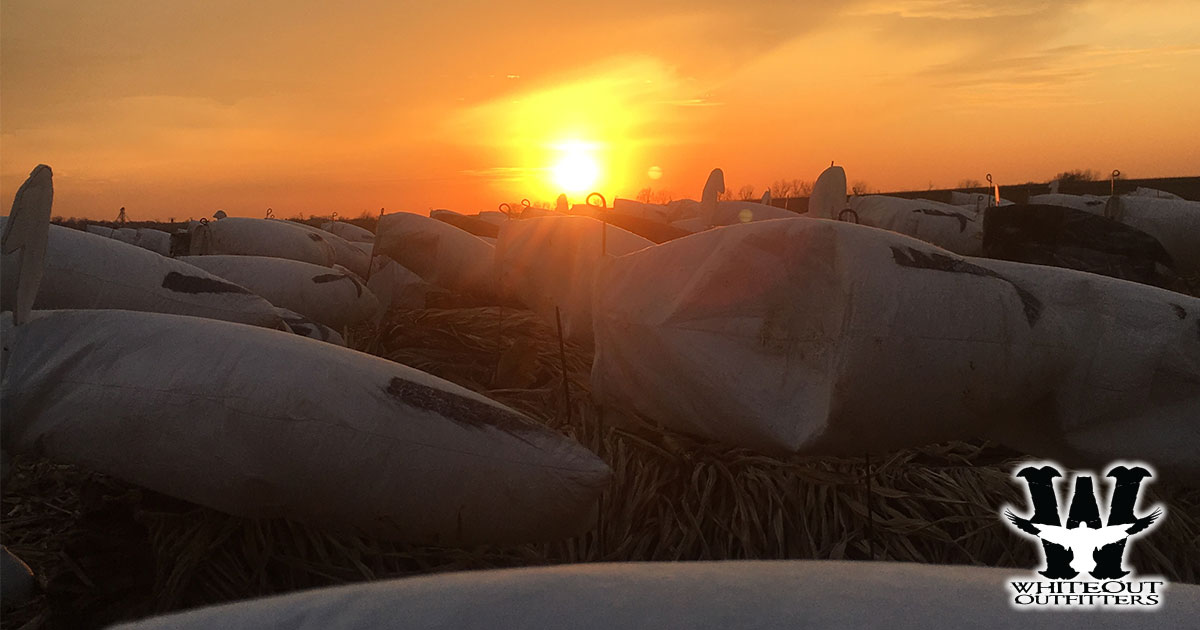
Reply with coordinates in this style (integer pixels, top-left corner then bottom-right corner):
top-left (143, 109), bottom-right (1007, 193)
top-left (2, 1), bottom-right (1198, 221)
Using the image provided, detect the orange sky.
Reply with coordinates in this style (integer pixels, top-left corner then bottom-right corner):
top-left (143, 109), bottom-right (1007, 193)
top-left (3, 1), bottom-right (1198, 221)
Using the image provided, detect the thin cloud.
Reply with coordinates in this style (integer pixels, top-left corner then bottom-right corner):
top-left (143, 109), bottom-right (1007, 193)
top-left (460, 166), bottom-right (548, 183)
top-left (849, 0), bottom-right (1074, 20)
top-left (659, 98), bottom-right (725, 108)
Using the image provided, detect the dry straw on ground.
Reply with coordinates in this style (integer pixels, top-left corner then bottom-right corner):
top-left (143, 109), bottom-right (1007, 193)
top-left (3, 306), bottom-right (1197, 629)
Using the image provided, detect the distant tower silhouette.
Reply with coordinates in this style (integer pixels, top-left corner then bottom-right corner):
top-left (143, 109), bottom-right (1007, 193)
top-left (116, 206), bottom-right (127, 224)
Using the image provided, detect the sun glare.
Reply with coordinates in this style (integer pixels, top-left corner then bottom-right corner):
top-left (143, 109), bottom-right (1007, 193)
top-left (551, 142), bottom-right (601, 194)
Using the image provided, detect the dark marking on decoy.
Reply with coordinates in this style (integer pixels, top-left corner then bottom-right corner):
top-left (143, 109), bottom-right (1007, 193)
top-left (383, 377), bottom-right (539, 441)
top-left (162, 272), bottom-right (252, 295)
top-left (890, 245), bottom-right (1043, 326)
top-left (912, 207), bottom-right (971, 232)
top-left (312, 273), bottom-right (363, 297)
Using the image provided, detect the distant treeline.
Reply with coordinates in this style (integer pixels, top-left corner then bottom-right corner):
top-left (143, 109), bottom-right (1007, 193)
top-left (49, 175), bottom-right (1198, 228)
top-left (768, 175), bottom-right (1200, 214)
top-left (51, 214), bottom-right (381, 234)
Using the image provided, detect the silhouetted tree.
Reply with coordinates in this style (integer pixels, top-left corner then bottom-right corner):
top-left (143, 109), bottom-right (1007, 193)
top-left (769, 180), bottom-right (793, 198)
top-left (737, 184), bottom-right (756, 201)
top-left (771, 178), bottom-right (812, 198)
top-left (850, 180), bottom-right (871, 196)
top-left (636, 187), bottom-right (673, 204)
top-left (1054, 169), bottom-right (1098, 183)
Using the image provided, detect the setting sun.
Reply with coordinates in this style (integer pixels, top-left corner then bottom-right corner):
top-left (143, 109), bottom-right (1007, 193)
top-left (2, 2), bottom-right (1197, 217)
top-left (551, 142), bottom-right (601, 195)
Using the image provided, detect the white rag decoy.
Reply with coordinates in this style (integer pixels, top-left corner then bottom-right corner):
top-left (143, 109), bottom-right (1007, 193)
top-left (0, 165), bottom-right (53, 325)
top-left (809, 164), bottom-right (847, 220)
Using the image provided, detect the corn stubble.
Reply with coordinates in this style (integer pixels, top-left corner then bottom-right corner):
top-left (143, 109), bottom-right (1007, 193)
top-left (3, 304), bottom-right (1197, 629)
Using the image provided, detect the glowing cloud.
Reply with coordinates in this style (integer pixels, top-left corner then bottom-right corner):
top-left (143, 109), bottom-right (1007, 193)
top-left (451, 56), bottom-right (717, 201)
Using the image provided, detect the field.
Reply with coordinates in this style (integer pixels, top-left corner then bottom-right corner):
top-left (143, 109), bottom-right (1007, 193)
top-left (4, 302), bottom-right (1198, 629)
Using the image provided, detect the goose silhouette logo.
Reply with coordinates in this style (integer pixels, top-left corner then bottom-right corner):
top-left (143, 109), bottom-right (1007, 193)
top-left (1002, 462), bottom-right (1168, 609)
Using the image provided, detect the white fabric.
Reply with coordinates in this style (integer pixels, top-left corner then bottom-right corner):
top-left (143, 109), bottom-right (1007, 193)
top-left (190, 217), bottom-right (335, 266)
top-left (374, 212), bottom-right (496, 296)
top-left (2, 310), bottom-right (610, 544)
top-left (1, 165), bottom-right (54, 326)
top-left (332, 263), bottom-right (364, 284)
top-left (809, 165), bottom-right (847, 219)
top-left (1028, 194), bottom-right (1109, 213)
top-left (592, 218), bottom-right (1200, 482)
top-left (612, 178), bottom-right (714, 227)
top-left (667, 198), bottom-right (701, 221)
top-left (110, 560), bottom-right (1200, 630)
top-left (1025, 193), bottom-right (1198, 274)
top-left (848, 195), bottom-right (983, 255)
top-left (0, 219), bottom-right (282, 328)
top-left (496, 216), bottom-right (654, 346)
top-left (613, 198), bottom-right (675, 224)
top-left (1130, 187), bottom-right (1183, 200)
top-left (476, 211), bottom-right (510, 226)
top-left (84, 225), bottom-right (172, 255)
top-left (430, 209), bottom-right (500, 239)
top-left (319, 220), bottom-right (375, 243)
top-left (705, 200), bottom-right (797, 227)
top-left (180, 255), bottom-right (379, 330)
top-left (1104, 195), bottom-right (1200, 275)
top-left (112, 227), bottom-right (139, 245)
top-left (950, 191), bottom-right (1014, 209)
top-left (284, 221), bottom-right (371, 277)
top-left (274, 307), bottom-right (346, 346)
top-left (700, 168), bottom-right (725, 222)
top-left (670, 217), bottom-right (709, 234)
top-left (366, 257), bottom-right (434, 310)
top-left (132, 228), bottom-right (172, 256)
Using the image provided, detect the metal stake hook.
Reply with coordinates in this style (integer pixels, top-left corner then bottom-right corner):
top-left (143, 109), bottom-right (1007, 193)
top-left (587, 192), bottom-right (609, 256)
